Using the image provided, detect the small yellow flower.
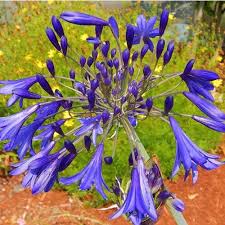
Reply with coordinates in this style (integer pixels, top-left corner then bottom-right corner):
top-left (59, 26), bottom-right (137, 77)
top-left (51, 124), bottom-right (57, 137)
top-left (80, 34), bottom-right (88, 41)
top-left (123, 42), bottom-right (127, 47)
top-left (155, 65), bottom-right (162, 73)
top-left (212, 79), bottom-right (223, 88)
top-left (62, 111), bottom-right (72, 119)
top-left (0, 50), bottom-right (4, 57)
top-left (169, 13), bottom-right (175, 20)
top-left (64, 119), bottom-right (74, 127)
top-left (21, 7), bottom-right (28, 14)
top-left (51, 84), bottom-right (60, 92)
top-left (25, 54), bottom-right (32, 61)
top-left (216, 56), bottom-right (223, 62)
top-left (62, 111), bottom-right (74, 127)
top-left (18, 68), bottom-right (25, 73)
top-left (16, 25), bottom-right (21, 30)
top-left (36, 60), bottom-right (46, 69)
top-left (53, 132), bottom-right (59, 138)
top-left (58, 52), bottom-right (63, 58)
top-left (48, 49), bottom-right (56, 58)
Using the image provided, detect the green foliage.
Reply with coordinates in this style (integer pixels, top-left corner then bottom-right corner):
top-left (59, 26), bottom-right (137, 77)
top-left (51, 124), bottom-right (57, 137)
top-left (0, 1), bottom-right (222, 203)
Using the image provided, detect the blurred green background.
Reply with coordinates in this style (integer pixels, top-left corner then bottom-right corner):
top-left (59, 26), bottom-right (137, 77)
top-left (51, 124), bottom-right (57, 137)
top-left (0, 1), bottom-right (224, 206)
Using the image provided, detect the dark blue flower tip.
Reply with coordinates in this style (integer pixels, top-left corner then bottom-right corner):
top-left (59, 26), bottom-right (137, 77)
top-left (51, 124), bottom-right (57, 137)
top-left (122, 49), bottom-right (130, 67)
top-left (143, 65), bottom-right (151, 79)
top-left (51, 15), bottom-right (64, 38)
top-left (64, 140), bottom-right (77, 154)
top-left (172, 198), bottom-right (185, 212)
top-left (84, 135), bottom-right (91, 151)
top-left (109, 16), bottom-right (119, 38)
top-left (87, 56), bottom-right (94, 67)
top-left (183, 59), bottom-right (195, 76)
top-left (183, 91), bottom-right (225, 121)
top-left (45, 27), bottom-right (61, 51)
top-left (128, 66), bottom-right (134, 76)
top-left (164, 95), bottom-right (174, 115)
top-left (156, 39), bottom-right (165, 59)
top-left (104, 156), bottom-right (113, 165)
top-left (132, 51), bottom-right (139, 62)
top-left (102, 110), bottom-right (110, 124)
top-left (113, 58), bottom-right (119, 70)
top-left (140, 44), bottom-right (149, 60)
top-left (111, 48), bottom-right (117, 58)
top-left (46, 59), bottom-right (55, 77)
top-left (69, 69), bottom-right (75, 80)
top-left (60, 11), bottom-right (109, 26)
top-left (92, 50), bottom-right (98, 60)
top-left (101, 41), bottom-right (110, 58)
top-left (121, 96), bottom-right (127, 104)
top-left (90, 79), bottom-right (99, 91)
top-left (114, 106), bottom-right (121, 116)
top-left (159, 9), bottom-right (169, 36)
top-left (87, 90), bottom-right (95, 110)
top-left (107, 59), bottom-right (113, 68)
top-left (52, 122), bottom-right (65, 136)
top-left (128, 148), bottom-right (138, 166)
top-left (54, 89), bottom-right (63, 98)
top-left (126, 24), bottom-right (134, 50)
top-left (192, 116), bottom-right (225, 132)
top-left (36, 74), bottom-right (54, 96)
top-left (60, 36), bottom-right (68, 56)
top-left (146, 98), bottom-right (153, 111)
top-left (80, 56), bottom-right (86, 67)
top-left (13, 89), bottom-right (41, 99)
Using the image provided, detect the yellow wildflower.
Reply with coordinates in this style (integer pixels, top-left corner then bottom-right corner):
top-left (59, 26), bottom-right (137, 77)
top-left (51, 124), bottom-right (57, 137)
top-left (64, 119), bottom-right (74, 127)
top-left (16, 25), bottom-right (21, 31)
top-left (51, 83), bottom-right (60, 92)
top-left (0, 50), bottom-right (4, 57)
top-left (169, 13), bottom-right (175, 20)
top-left (18, 68), bottom-right (25, 73)
top-left (63, 111), bottom-right (72, 119)
top-left (48, 49), bottom-right (56, 58)
top-left (216, 56), bottom-right (223, 62)
top-left (21, 7), bottom-right (28, 14)
top-left (80, 34), bottom-right (88, 41)
top-left (155, 65), bottom-right (162, 73)
top-left (53, 132), bottom-right (59, 138)
top-left (58, 52), bottom-right (63, 58)
top-left (212, 79), bottom-right (223, 88)
top-left (25, 54), bottom-right (32, 61)
top-left (36, 60), bottom-right (46, 69)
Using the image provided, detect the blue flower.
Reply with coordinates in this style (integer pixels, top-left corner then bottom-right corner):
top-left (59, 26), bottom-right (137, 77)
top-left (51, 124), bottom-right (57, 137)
top-left (60, 12), bottom-right (109, 26)
top-left (183, 91), bottom-right (225, 121)
top-left (0, 76), bottom-right (38, 107)
top-left (111, 159), bottom-right (157, 223)
top-left (60, 143), bottom-right (109, 199)
top-left (75, 115), bottom-right (103, 146)
top-left (131, 15), bottom-right (159, 51)
top-left (181, 60), bottom-right (219, 101)
top-left (169, 116), bottom-right (224, 183)
top-left (34, 120), bottom-right (65, 147)
top-left (0, 104), bottom-right (39, 142)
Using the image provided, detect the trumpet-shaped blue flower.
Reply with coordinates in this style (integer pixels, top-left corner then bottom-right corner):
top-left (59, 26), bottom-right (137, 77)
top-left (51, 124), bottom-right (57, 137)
top-left (111, 159), bottom-right (157, 224)
top-left (183, 92), bottom-right (225, 122)
top-left (60, 143), bottom-right (109, 199)
top-left (75, 115), bottom-right (103, 146)
top-left (169, 116), bottom-right (224, 183)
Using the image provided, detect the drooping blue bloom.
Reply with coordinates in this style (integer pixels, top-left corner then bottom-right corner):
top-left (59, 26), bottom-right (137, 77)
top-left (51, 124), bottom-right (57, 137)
top-left (111, 159), bottom-right (157, 223)
top-left (131, 15), bottom-right (159, 49)
top-left (60, 143), bottom-right (109, 199)
top-left (51, 15), bottom-right (64, 38)
top-left (159, 9), bottom-right (169, 36)
top-left (46, 59), bottom-right (55, 77)
top-left (60, 12), bottom-right (109, 26)
top-left (169, 116), bottom-right (224, 183)
top-left (183, 91), bottom-right (225, 121)
top-left (34, 120), bottom-right (65, 147)
top-left (75, 115), bottom-right (103, 146)
top-left (181, 60), bottom-right (219, 101)
top-left (192, 116), bottom-right (225, 132)
top-left (156, 39), bottom-right (165, 59)
top-left (60, 36), bottom-right (68, 56)
top-left (0, 76), bottom-right (38, 107)
top-left (46, 27), bottom-right (61, 51)
top-left (164, 96), bottom-right (174, 115)
top-left (0, 104), bottom-right (39, 142)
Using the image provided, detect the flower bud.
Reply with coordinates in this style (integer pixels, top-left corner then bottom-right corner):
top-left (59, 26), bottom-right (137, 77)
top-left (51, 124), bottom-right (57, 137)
top-left (46, 59), bottom-right (55, 77)
top-left (102, 110), bottom-right (110, 124)
top-left (132, 51), bottom-right (139, 62)
top-left (156, 39), bottom-right (165, 59)
top-left (36, 74), bottom-right (54, 96)
top-left (104, 156), bottom-right (113, 165)
top-left (140, 44), bottom-right (149, 60)
top-left (122, 49), bottom-right (130, 67)
top-left (80, 56), bottom-right (86, 67)
top-left (128, 66), bottom-right (134, 76)
top-left (113, 58), bottom-right (119, 70)
top-left (164, 95), bottom-right (174, 115)
top-left (101, 41), bottom-right (110, 57)
top-left (107, 59), bottom-right (113, 68)
top-left (128, 148), bottom-right (138, 166)
top-left (75, 82), bottom-right (86, 95)
top-left (84, 135), bottom-right (91, 151)
top-left (111, 48), bottom-right (117, 58)
top-left (60, 36), bottom-right (68, 56)
top-left (51, 16), bottom-right (64, 37)
top-left (87, 90), bottom-right (95, 110)
top-left (90, 79), bottom-right (99, 91)
top-left (114, 106), bottom-right (121, 115)
top-left (143, 65), bottom-right (151, 79)
top-left (69, 69), bottom-right (75, 80)
top-left (46, 27), bottom-right (61, 51)
top-left (183, 59), bottom-right (195, 76)
top-left (146, 98), bottom-right (153, 111)
top-left (87, 56), bottom-right (94, 67)
top-left (163, 41), bottom-right (174, 65)
top-left (159, 9), bottom-right (169, 36)
top-left (126, 24), bottom-right (134, 50)
top-left (92, 50), bottom-right (98, 60)
top-left (64, 140), bottom-right (77, 154)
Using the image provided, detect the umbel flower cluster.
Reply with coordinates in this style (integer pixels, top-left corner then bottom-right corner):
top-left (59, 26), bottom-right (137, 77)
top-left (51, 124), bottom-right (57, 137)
top-left (1, 9), bottom-right (224, 225)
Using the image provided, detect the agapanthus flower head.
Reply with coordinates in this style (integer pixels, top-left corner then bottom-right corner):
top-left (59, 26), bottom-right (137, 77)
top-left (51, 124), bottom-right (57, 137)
top-left (1, 9), bottom-right (224, 225)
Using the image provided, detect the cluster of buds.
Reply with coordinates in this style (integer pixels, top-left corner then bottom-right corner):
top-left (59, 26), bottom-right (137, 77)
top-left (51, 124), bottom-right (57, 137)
top-left (0, 9), bottom-right (224, 225)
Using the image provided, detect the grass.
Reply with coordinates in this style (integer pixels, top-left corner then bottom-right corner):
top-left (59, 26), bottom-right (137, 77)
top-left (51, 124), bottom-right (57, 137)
top-left (0, 1), bottom-right (223, 205)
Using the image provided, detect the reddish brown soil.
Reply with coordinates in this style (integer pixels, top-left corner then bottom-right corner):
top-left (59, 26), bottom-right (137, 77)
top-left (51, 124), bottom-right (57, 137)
top-left (1, 162), bottom-right (225, 225)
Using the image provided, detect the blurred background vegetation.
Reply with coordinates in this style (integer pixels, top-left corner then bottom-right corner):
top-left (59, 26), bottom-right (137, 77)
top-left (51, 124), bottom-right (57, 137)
top-left (0, 1), bottom-right (224, 206)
